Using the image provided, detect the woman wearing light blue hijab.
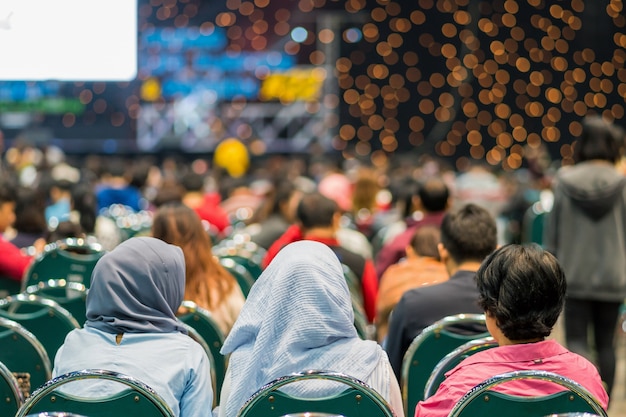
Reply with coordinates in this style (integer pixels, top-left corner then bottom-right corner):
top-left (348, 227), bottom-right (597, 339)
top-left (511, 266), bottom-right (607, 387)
top-left (218, 240), bottom-right (403, 417)
top-left (53, 237), bottom-right (213, 417)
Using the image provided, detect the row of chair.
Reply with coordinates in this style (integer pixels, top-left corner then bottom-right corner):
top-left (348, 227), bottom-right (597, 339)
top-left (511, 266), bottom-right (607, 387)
top-left (6, 367), bottom-right (607, 417)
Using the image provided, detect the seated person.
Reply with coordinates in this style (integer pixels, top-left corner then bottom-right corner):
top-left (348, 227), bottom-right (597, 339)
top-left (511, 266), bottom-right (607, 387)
top-left (414, 244), bottom-right (609, 417)
top-left (53, 237), bottom-right (213, 417)
top-left (385, 203), bottom-right (497, 378)
top-left (375, 225), bottom-right (448, 344)
top-left (0, 179), bottom-right (41, 282)
top-left (263, 193), bottom-right (378, 322)
top-left (218, 240), bottom-right (404, 417)
top-left (151, 203), bottom-right (245, 336)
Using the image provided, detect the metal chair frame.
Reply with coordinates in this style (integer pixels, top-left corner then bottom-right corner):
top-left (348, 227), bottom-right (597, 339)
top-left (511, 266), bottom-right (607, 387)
top-left (423, 336), bottom-right (498, 399)
top-left (237, 370), bottom-right (395, 417)
top-left (15, 369), bottom-right (175, 417)
top-left (448, 370), bottom-right (608, 417)
top-left (401, 313), bottom-right (488, 415)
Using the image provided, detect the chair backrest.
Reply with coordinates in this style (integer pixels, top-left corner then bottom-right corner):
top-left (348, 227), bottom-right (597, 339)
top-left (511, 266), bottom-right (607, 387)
top-left (236, 370), bottom-right (395, 417)
top-left (15, 369), bottom-right (175, 417)
top-left (221, 254), bottom-right (264, 280)
top-left (448, 370), bottom-right (608, 417)
top-left (522, 202), bottom-right (548, 246)
top-left (0, 317), bottom-right (52, 393)
top-left (0, 294), bottom-right (80, 362)
top-left (0, 276), bottom-right (22, 299)
top-left (24, 280), bottom-right (88, 325)
top-left (401, 313), bottom-right (488, 415)
top-left (219, 257), bottom-right (256, 297)
top-left (22, 238), bottom-right (105, 291)
top-left (423, 336), bottom-right (498, 399)
top-left (0, 359), bottom-right (24, 416)
top-left (213, 235), bottom-right (266, 276)
top-left (178, 300), bottom-right (226, 404)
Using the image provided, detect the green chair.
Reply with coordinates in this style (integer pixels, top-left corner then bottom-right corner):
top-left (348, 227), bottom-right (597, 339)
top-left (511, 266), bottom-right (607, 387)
top-left (522, 202), bottom-right (548, 247)
top-left (24, 280), bottom-right (88, 325)
top-left (423, 336), bottom-right (497, 399)
top-left (178, 301), bottom-right (226, 404)
top-left (22, 238), bottom-right (105, 291)
top-left (448, 370), bottom-right (608, 417)
top-left (236, 370), bottom-right (395, 417)
top-left (341, 264), bottom-right (374, 340)
top-left (219, 257), bottom-right (256, 297)
top-left (15, 369), bottom-right (175, 417)
top-left (401, 313), bottom-right (488, 416)
top-left (0, 276), bottom-right (22, 299)
top-left (0, 359), bottom-right (24, 416)
top-left (213, 235), bottom-right (266, 279)
top-left (0, 294), bottom-right (80, 363)
top-left (0, 317), bottom-right (52, 393)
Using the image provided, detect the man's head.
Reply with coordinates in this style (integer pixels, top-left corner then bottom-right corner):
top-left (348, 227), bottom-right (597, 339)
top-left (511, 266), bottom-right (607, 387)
top-left (438, 203), bottom-right (497, 266)
top-left (296, 192), bottom-right (340, 232)
top-left (414, 177), bottom-right (449, 213)
top-left (406, 225), bottom-right (441, 260)
top-left (476, 244), bottom-right (566, 342)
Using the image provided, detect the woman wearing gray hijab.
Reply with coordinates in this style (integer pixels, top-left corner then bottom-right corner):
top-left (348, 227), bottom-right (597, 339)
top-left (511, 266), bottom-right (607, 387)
top-left (217, 240), bottom-right (403, 417)
top-left (53, 237), bottom-right (213, 417)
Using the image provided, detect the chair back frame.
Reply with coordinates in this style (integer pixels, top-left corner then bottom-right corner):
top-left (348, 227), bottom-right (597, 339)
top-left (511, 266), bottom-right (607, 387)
top-left (423, 336), bottom-right (498, 399)
top-left (448, 370), bottom-right (608, 417)
top-left (401, 313), bottom-right (488, 415)
top-left (237, 370), bottom-right (395, 417)
top-left (0, 359), bottom-right (24, 416)
top-left (0, 316), bottom-right (52, 392)
top-left (15, 369), bottom-right (175, 417)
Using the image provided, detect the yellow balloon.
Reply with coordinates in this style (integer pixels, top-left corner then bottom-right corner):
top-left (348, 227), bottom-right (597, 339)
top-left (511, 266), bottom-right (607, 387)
top-left (214, 138), bottom-right (249, 178)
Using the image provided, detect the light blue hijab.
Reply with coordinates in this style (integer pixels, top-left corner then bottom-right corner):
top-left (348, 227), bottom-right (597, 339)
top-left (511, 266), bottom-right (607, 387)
top-left (85, 237), bottom-right (188, 334)
top-left (221, 240), bottom-right (383, 417)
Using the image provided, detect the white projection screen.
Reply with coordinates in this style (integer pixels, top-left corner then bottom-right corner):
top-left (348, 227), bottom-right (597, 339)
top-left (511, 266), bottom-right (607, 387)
top-left (0, 0), bottom-right (137, 81)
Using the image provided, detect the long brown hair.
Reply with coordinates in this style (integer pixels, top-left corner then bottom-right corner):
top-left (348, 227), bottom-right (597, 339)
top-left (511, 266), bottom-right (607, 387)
top-left (151, 203), bottom-right (236, 309)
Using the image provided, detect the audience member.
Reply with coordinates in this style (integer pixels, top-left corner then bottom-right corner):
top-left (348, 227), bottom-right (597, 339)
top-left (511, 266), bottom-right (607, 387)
top-left (53, 237), bottom-right (213, 417)
top-left (246, 180), bottom-right (301, 250)
top-left (151, 203), bottom-right (245, 336)
top-left (375, 226), bottom-right (448, 344)
top-left (180, 172), bottom-right (230, 235)
top-left (544, 115), bottom-right (626, 396)
top-left (453, 161), bottom-right (507, 218)
top-left (263, 192), bottom-right (378, 322)
top-left (385, 203), bottom-right (497, 378)
top-left (415, 244), bottom-right (609, 417)
top-left (9, 186), bottom-right (47, 248)
top-left (375, 177), bottom-right (449, 278)
top-left (0, 180), bottom-right (39, 281)
top-left (218, 240), bottom-right (403, 417)
top-left (95, 158), bottom-right (144, 212)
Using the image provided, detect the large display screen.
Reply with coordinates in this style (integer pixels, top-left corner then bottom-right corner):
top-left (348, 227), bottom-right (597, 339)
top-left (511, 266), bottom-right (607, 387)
top-left (0, 0), bottom-right (137, 81)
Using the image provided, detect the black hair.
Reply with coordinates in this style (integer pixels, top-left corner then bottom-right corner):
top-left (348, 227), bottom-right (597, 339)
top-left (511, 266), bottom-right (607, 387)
top-left (13, 187), bottom-right (47, 234)
top-left (417, 177), bottom-right (449, 212)
top-left (440, 203), bottom-right (497, 263)
top-left (0, 179), bottom-right (17, 204)
top-left (476, 244), bottom-right (566, 341)
top-left (180, 172), bottom-right (205, 192)
top-left (71, 182), bottom-right (97, 234)
top-left (574, 115), bottom-right (625, 164)
top-left (409, 225), bottom-right (441, 259)
top-left (296, 192), bottom-right (338, 230)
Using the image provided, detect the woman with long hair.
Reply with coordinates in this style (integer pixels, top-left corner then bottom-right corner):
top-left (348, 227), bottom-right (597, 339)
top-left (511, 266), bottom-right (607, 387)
top-left (152, 203), bottom-right (245, 336)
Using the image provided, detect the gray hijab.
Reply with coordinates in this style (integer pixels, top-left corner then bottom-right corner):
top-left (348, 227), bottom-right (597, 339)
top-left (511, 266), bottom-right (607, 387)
top-left (85, 237), bottom-right (188, 334)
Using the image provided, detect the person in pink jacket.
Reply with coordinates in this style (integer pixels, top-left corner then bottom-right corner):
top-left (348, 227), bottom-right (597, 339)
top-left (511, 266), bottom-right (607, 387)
top-left (414, 244), bottom-right (609, 417)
